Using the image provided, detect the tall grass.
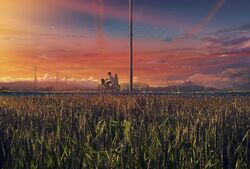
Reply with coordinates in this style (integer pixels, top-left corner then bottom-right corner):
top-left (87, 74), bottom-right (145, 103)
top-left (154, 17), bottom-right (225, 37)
top-left (0, 95), bottom-right (249, 169)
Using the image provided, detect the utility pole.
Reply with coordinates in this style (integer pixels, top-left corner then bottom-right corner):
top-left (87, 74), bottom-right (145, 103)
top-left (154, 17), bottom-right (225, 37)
top-left (56, 72), bottom-right (59, 91)
top-left (129, 0), bottom-right (133, 93)
top-left (34, 65), bottom-right (37, 91)
top-left (66, 76), bottom-right (68, 91)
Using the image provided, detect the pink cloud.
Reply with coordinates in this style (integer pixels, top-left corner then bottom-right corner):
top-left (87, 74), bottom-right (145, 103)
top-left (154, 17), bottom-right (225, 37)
top-left (187, 73), bottom-right (231, 89)
top-left (186, 0), bottom-right (225, 36)
top-left (187, 67), bottom-right (250, 89)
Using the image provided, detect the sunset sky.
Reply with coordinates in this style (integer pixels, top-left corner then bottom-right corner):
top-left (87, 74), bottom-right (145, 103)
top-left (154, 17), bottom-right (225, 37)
top-left (0, 0), bottom-right (249, 88)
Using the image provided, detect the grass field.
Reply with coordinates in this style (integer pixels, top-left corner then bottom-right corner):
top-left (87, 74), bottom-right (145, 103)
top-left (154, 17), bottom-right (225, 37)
top-left (0, 95), bottom-right (249, 169)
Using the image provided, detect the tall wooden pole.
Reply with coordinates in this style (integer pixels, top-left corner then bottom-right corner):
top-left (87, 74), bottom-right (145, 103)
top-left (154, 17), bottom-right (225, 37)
top-left (129, 0), bottom-right (133, 93)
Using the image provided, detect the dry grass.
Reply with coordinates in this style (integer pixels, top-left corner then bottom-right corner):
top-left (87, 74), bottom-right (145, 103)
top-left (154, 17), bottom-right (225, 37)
top-left (0, 95), bottom-right (249, 169)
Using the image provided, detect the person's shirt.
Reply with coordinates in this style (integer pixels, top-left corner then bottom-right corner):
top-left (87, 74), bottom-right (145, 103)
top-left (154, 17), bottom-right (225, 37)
top-left (114, 77), bottom-right (118, 83)
top-left (108, 75), bottom-right (115, 82)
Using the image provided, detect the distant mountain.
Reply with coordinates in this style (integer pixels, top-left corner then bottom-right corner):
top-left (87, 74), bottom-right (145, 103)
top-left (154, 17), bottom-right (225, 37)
top-left (147, 81), bottom-right (218, 92)
top-left (120, 83), bottom-right (150, 91)
top-left (119, 81), bottom-right (217, 92)
top-left (0, 80), bottom-right (98, 91)
top-left (0, 80), bottom-right (247, 92)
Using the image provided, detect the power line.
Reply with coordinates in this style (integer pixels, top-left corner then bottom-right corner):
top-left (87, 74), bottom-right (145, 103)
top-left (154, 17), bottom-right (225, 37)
top-left (0, 57), bottom-right (74, 79)
top-left (0, 58), bottom-right (34, 71)
top-left (0, 58), bottom-right (83, 91)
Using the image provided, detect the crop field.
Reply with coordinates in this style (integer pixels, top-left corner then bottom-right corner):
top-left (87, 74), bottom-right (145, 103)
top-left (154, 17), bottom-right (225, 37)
top-left (0, 95), bottom-right (249, 169)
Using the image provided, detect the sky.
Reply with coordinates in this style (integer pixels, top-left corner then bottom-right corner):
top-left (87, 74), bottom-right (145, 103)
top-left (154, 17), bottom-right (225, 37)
top-left (0, 0), bottom-right (249, 88)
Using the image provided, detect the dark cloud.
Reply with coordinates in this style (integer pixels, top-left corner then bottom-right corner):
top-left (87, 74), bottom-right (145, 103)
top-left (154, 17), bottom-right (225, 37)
top-left (238, 24), bottom-right (250, 30)
top-left (221, 37), bottom-right (250, 46)
top-left (164, 37), bottom-right (173, 42)
top-left (229, 47), bottom-right (250, 55)
top-left (204, 35), bottom-right (249, 47)
top-left (138, 58), bottom-right (168, 65)
top-left (216, 24), bottom-right (250, 34)
top-left (204, 23), bottom-right (250, 44)
top-left (202, 25), bottom-right (250, 58)
top-left (169, 47), bottom-right (195, 52)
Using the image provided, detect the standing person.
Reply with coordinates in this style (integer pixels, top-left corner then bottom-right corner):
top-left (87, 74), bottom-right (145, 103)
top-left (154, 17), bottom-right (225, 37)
top-left (113, 74), bottom-right (121, 91)
top-left (106, 72), bottom-right (114, 88)
top-left (114, 74), bottom-right (119, 86)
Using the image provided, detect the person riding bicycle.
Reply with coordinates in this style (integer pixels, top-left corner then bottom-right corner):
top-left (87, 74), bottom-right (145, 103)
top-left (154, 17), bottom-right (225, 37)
top-left (98, 72), bottom-right (120, 92)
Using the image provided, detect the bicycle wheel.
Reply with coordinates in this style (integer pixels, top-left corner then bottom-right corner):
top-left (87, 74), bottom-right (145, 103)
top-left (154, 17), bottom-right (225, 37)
top-left (113, 84), bottom-right (121, 93)
top-left (98, 85), bottom-right (106, 93)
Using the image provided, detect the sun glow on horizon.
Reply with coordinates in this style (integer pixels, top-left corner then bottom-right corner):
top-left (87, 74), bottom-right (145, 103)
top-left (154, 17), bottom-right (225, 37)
top-left (0, 0), bottom-right (249, 89)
